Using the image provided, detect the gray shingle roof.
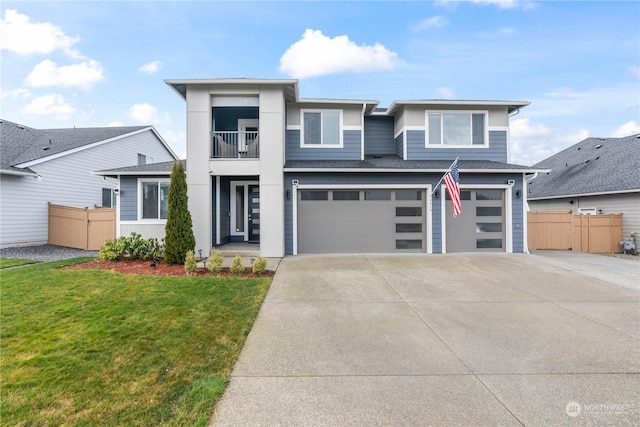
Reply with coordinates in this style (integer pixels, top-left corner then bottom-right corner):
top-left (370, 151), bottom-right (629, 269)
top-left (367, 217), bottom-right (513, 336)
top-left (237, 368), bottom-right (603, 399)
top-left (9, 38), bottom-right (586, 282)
top-left (0, 119), bottom-right (149, 171)
top-left (285, 156), bottom-right (541, 171)
top-left (529, 134), bottom-right (640, 199)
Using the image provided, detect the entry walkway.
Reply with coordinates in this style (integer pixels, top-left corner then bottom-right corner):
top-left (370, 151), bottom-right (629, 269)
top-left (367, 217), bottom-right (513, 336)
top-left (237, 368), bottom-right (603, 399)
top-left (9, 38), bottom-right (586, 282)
top-left (211, 253), bottom-right (639, 426)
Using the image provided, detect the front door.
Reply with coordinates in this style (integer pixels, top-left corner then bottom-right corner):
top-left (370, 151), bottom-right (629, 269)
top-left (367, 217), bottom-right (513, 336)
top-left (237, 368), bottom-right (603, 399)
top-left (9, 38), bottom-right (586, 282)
top-left (248, 185), bottom-right (260, 242)
top-left (230, 181), bottom-right (260, 243)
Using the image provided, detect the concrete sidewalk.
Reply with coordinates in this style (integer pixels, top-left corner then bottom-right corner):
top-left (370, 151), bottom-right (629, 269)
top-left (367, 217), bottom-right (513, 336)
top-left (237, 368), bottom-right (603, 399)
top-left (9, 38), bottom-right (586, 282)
top-left (211, 253), bottom-right (639, 426)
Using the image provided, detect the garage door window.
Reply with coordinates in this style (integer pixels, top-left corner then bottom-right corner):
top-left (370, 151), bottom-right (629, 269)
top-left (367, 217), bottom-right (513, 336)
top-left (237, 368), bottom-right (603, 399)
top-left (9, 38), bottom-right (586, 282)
top-left (477, 207), bottom-right (502, 216)
top-left (396, 223), bottom-right (422, 233)
top-left (476, 223), bottom-right (502, 233)
top-left (477, 239), bottom-right (503, 249)
top-left (301, 190), bottom-right (328, 201)
top-left (333, 190), bottom-right (360, 201)
top-left (446, 191), bottom-right (471, 200)
top-left (396, 239), bottom-right (422, 249)
top-left (396, 207), bottom-right (422, 216)
top-left (365, 190), bottom-right (391, 200)
top-left (476, 190), bottom-right (503, 200)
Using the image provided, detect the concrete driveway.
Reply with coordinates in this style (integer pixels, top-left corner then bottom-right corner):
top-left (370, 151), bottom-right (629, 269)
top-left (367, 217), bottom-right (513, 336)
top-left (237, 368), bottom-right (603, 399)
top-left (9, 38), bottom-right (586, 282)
top-left (212, 253), bottom-right (639, 426)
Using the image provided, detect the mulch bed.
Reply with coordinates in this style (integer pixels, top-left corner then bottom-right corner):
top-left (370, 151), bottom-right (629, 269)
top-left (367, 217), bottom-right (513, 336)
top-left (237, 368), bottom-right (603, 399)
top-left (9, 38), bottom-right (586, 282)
top-left (62, 258), bottom-right (274, 278)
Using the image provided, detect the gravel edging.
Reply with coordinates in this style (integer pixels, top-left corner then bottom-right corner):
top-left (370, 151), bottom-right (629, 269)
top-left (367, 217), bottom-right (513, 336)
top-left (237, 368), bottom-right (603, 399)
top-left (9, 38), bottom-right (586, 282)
top-left (0, 245), bottom-right (98, 263)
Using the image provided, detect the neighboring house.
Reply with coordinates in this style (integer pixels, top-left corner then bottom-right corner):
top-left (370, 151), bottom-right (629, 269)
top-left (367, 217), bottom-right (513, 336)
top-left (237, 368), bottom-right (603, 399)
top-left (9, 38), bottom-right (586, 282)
top-left (0, 120), bottom-right (178, 248)
top-left (528, 134), bottom-right (640, 238)
top-left (98, 78), bottom-right (546, 257)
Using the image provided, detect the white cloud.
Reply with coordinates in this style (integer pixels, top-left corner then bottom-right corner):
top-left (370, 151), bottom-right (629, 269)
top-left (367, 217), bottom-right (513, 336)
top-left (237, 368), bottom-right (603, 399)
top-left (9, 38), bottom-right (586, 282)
top-left (22, 93), bottom-right (77, 119)
top-left (629, 66), bottom-right (640, 78)
top-left (0, 9), bottom-right (80, 56)
top-left (24, 59), bottom-right (104, 90)
top-left (510, 118), bottom-right (551, 138)
top-left (612, 120), bottom-right (640, 137)
top-left (106, 121), bottom-right (124, 127)
top-left (434, 87), bottom-right (455, 98)
top-left (129, 103), bottom-right (170, 124)
top-left (436, 0), bottom-right (535, 10)
top-left (1, 87), bottom-right (31, 99)
top-left (413, 16), bottom-right (448, 31)
top-left (139, 60), bottom-right (163, 75)
top-left (279, 29), bottom-right (401, 79)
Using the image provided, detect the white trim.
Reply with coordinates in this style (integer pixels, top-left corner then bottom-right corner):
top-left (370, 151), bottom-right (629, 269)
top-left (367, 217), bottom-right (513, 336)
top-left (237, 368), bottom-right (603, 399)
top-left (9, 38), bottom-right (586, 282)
top-left (292, 183), bottom-right (432, 255)
top-left (0, 169), bottom-right (39, 177)
top-left (116, 175), bottom-right (121, 237)
top-left (425, 110), bottom-right (489, 148)
top-left (394, 126), bottom-right (423, 139)
top-left (137, 178), bottom-right (170, 222)
top-left (440, 184), bottom-right (512, 253)
top-left (283, 167), bottom-right (546, 174)
top-left (343, 125), bottom-right (362, 131)
top-left (360, 103), bottom-right (366, 161)
top-left (215, 176), bottom-right (221, 245)
top-left (528, 188), bottom-right (640, 200)
top-left (300, 109), bottom-right (344, 148)
top-left (238, 118), bottom-right (259, 151)
top-left (16, 127), bottom-right (178, 168)
top-left (230, 180), bottom-right (259, 241)
top-left (287, 124), bottom-right (301, 131)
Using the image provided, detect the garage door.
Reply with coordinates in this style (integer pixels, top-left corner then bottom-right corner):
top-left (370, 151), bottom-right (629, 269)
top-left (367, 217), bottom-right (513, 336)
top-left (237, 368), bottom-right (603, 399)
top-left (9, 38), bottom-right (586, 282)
top-left (297, 189), bottom-right (426, 254)
top-left (445, 189), bottom-right (505, 252)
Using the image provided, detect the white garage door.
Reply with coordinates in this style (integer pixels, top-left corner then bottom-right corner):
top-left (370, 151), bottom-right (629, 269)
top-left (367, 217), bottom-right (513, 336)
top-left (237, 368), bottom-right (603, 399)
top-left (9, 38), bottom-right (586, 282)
top-left (297, 189), bottom-right (427, 254)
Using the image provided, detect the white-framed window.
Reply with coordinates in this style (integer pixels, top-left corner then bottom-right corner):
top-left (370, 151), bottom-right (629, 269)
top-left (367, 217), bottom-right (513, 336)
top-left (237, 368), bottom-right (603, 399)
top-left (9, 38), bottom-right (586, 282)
top-left (426, 111), bottom-right (487, 147)
top-left (139, 179), bottom-right (170, 220)
top-left (300, 109), bottom-right (343, 147)
top-left (138, 153), bottom-right (154, 165)
top-left (102, 188), bottom-right (117, 208)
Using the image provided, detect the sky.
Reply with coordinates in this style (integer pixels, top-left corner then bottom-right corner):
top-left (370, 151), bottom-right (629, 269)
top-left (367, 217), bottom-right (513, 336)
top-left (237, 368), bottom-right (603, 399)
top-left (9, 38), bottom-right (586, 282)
top-left (1, 0), bottom-right (639, 165)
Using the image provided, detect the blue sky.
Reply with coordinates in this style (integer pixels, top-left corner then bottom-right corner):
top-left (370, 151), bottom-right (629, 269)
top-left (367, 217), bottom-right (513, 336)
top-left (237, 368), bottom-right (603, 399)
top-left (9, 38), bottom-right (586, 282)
top-left (1, 0), bottom-right (638, 165)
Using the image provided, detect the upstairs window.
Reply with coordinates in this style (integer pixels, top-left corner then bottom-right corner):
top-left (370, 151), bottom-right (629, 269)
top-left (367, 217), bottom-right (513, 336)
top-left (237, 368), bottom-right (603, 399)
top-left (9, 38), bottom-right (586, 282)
top-left (138, 154), bottom-right (154, 165)
top-left (140, 180), bottom-right (169, 220)
top-left (301, 110), bottom-right (342, 147)
top-left (427, 112), bottom-right (486, 146)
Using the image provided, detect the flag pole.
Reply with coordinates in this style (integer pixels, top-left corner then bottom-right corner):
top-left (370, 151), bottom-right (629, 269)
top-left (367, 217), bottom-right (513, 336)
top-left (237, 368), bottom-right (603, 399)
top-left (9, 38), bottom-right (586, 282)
top-left (431, 157), bottom-right (459, 196)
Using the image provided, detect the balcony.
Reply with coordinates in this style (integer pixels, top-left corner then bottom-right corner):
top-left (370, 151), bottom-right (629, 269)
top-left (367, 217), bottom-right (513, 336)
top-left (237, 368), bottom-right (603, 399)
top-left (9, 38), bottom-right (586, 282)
top-left (211, 131), bottom-right (259, 159)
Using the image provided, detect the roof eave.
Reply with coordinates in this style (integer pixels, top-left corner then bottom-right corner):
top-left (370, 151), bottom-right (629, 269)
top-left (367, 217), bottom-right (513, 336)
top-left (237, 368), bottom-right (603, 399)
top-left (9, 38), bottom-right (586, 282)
top-left (529, 188), bottom-right (640, 200)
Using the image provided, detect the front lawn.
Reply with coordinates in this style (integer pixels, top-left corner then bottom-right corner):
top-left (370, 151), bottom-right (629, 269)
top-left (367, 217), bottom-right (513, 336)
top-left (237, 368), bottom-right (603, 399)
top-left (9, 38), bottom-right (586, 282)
top-left (0, 258), bottom-right (38, 269)
top-left (0, 258), bottom-right (271, 426)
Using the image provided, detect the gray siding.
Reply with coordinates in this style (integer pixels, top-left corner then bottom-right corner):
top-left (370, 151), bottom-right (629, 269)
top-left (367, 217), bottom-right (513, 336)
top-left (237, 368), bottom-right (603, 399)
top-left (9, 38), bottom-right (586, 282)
top-left (283, 172), bottom-right (525, 254)
top-left (395, 134), bottom-right (403, 158)
top-left (0, 129), bottom-right (175, 246)
top-left (364, 116), bottom-right (395, 156)
top-left (406, 130), bottom-right (508, 162)
top-left (286, 130), bottom-right (361, 161)
top-left (120, 176), bottom-right (138, 221)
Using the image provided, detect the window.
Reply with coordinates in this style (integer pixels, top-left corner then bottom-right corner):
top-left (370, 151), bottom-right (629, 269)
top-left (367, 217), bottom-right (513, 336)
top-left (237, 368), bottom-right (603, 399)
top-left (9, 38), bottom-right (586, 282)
top-left (396, 207), bottom-right (423, 217)
top-left (476, 207), bottom-right (502, 217)
top-left (102, 188), bottom-right (116, 208)
top-left (138, 154), bottom-right (154, 165)
top-left (141, 180), bottom-right (169, 219)
top-left (333, 190), bottom-right (359, 201)
top-left (396, 239), bottom-right (423, 250)
top-left (476, 190), bottom-right (502, 200)
top-left (300, 190), bottom-right (328, 201)
top-left (477, 239), bottom-right (503, 249)
top-left (427, 112), bottom-right (486, 146)
top-left (301, 110), bottom-right (342, 146)
top-left (396, 223), bottom-right (422, 233)
top-left (395, 190), bottom-right (422, 201)
top-left (476, 223), bottom-right (502, 233)
top-left (365, 190), bottom-right (391, 200)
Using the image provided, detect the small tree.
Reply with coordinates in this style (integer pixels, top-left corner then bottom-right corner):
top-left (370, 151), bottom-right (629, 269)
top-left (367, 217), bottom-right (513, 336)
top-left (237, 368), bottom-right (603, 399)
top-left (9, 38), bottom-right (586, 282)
top-left (164, 161), bottom-right (195, 264)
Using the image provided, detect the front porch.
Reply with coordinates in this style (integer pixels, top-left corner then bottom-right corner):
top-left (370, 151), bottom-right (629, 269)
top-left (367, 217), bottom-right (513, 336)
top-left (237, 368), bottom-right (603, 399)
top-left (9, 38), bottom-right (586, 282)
top-left (212, 176), bottom-right (261, 250)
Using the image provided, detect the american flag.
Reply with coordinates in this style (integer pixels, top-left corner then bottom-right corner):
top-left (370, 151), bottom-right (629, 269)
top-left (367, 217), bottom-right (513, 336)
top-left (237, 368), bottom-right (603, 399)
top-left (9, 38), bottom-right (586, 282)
top-left (443, 162), bottom-right (461, 217)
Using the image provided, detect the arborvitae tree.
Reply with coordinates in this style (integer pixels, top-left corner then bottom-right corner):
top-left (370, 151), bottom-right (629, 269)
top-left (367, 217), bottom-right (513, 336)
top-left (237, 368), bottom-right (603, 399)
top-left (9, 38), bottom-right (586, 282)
top-left (164, 161), bottom-right (195, 264)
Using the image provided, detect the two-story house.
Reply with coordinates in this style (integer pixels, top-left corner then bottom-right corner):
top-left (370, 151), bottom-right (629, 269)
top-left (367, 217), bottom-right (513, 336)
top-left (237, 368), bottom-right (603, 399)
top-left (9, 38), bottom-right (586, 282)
top-left (98, 78), bottom-right (545, 257)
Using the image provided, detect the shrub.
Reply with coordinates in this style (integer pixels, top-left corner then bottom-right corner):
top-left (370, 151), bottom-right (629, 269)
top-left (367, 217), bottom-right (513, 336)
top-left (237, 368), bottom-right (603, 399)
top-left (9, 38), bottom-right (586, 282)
top-left (99, 233), bottom-right (163, 261)
top-left (184, 250), bottom-right (197, 275)
top-left (206, 249), bottom-right (224, 275)
top-left (164, 161), bottom-right (195, 265)
top-left (251, 256), bottom-right (268, 275)
top-left (230, 255), bottom-right (244, 276)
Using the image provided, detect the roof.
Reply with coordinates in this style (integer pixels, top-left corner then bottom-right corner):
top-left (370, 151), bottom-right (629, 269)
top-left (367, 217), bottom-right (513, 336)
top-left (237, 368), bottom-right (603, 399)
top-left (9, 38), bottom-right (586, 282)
top-left (528, 134), bottom-right (640, 199)
top-left (387, 99), bottom-right (530, 115)
top-left (165, 78), bottom-right (299, 102)
top-left (0, 119), bottom-right (176, 174)
top-left (285, 156), bottom-right (546, 173)
top-left (95, 159), bottom-right (185, 176)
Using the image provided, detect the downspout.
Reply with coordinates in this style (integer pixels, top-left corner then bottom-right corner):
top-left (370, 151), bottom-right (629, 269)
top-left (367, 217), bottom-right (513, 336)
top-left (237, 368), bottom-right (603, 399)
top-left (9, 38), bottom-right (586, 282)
top-left (523, 172), bottom-right (539, 254)
top-left (361, 103), bottom-right (366, 161)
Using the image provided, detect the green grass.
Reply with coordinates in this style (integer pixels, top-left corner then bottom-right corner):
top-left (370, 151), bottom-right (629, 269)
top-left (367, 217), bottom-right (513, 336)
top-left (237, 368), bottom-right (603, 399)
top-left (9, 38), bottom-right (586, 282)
top-left (0, 258), bottom-right (38, 269)
top-left (0, 258), bottom-right (271, 426)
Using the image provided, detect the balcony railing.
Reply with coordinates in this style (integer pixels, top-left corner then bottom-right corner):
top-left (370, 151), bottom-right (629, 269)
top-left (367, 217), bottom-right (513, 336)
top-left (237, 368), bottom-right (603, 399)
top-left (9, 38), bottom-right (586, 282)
top-left (211, 131), bottom-right (259, 159)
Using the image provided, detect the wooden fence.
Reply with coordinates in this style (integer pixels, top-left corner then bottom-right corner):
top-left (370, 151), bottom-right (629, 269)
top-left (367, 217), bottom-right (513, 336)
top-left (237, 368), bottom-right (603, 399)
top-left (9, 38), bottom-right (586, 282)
top-left (48, 203), bottom-right (116, 250)
top-left (527, 211), bottom-right (623, 253)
